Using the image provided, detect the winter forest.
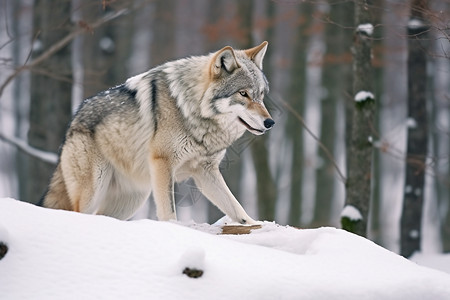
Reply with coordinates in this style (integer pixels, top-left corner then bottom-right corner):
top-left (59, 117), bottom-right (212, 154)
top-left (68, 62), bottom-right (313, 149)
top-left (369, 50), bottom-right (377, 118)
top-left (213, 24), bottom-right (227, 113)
top-left (0, 0), bottom-right (449, 258)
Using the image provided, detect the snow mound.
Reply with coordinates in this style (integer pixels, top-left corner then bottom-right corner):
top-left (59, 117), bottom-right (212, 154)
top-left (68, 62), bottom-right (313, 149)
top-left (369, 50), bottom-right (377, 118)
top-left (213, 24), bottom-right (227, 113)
top-left (411, 252), bottom-right (450, 275)
top-left (356, 23), bottom-right (374, 36)
top-left (354, 90), bottom-right (375, 102)
top-left (0, 198), bottom-right (449, 299)
top-left (341, 205), bottom-right (363, 221)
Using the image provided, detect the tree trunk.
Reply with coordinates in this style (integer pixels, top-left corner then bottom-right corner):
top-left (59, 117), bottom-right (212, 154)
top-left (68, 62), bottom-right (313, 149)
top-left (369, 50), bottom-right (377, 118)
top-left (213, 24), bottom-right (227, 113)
top-left (369, 2), bottom-right (384, 244)
top-left (82, 1), bottom-right (134, 98)
top-left (341, 0), bottom-right (375, 237)
top-left (400, 0), bottom-right (429, 258)
top-left (443, 198), bottom-right (450, 252)
top-left (21, 0), bottom-right (72, 204)
top-left (428, 0), bottom-right (450, 254)
top-left (0, 1), bottom-right (18, 198)
top-left (287, 3), bottom-right (312, 226)
top-left (245, 0), bottom-right (278, 221)
top-left (150, 0), bottom-right (176, 66)
top-left (313, 1), bottom-right (352, 227)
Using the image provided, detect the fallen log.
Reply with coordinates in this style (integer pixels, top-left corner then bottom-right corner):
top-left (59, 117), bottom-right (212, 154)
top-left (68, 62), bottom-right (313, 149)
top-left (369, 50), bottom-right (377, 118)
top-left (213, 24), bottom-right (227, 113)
top-left (220, 225), bottom-right (262, 235)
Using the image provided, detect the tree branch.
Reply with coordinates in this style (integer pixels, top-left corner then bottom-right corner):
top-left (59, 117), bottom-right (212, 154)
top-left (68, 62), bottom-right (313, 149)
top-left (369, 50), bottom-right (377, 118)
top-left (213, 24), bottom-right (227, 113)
top-left (0, 8), bottom-right (129, 98)
top-left (278, 97), bottom-right (347, 183)
top-left (0, 132), bottom-right (58, 165)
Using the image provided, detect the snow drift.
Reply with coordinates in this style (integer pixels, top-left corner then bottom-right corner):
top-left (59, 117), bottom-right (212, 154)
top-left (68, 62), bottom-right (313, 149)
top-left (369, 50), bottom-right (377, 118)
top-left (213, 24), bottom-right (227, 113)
top-left (0, 198), bottom-right (449, 299)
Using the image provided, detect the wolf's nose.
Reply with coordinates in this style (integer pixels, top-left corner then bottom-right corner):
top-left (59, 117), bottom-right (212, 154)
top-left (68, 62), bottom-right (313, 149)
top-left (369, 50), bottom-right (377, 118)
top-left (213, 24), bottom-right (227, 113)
top-left (264, 118), bottom-right (275, 129)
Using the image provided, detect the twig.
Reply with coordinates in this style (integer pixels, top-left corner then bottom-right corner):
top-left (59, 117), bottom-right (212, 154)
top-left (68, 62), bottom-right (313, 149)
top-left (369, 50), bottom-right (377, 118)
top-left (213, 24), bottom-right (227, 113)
top-left (0, 132), bottom-right (58, 165)
top-left (0, 8), bottom-right (129, 98)
top-left (278, 97), bottom-right (347, 183)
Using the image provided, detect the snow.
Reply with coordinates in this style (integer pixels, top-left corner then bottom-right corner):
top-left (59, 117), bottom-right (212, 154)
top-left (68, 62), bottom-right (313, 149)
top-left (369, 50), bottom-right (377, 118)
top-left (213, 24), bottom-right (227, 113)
top-left (357, 23), bottom-right (374, 36)
top-left (408, 19), bottom-right (426, 30)
top-left (32, 39), bottom-right (43, 53)
top-left (406, 117), bottom-right (417, 128)
top-left (341, 205), bottom-right (363, 221)
top-left (0, 220), bottom-right (9, 243)
top-left (1, 198), bottom-right (450, 299)
top-left (414, 188), bottom-right (422, 196)
top-left (99, 36), bottom-right (115, 54)
top-left (178, 246), bottom-right (206, 271)
top-left (411, 253), bottom-right (450, 275)
top-left (405, 185), bottom-right (413, 193)
top-left (409, 230), bottom-right (420, 239)
top-left (354, 91), bottom-right (375, 102)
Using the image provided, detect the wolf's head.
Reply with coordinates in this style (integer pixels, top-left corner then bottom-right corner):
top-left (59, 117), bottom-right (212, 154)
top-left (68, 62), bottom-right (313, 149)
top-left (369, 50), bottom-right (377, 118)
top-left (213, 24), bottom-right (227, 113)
top-left (205, 42), bottom-right (275, 136)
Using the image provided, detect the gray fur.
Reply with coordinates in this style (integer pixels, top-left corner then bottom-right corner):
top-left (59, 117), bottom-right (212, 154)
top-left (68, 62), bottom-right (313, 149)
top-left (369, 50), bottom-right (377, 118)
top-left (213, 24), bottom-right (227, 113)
top-left (43, 42), bottom-right (274, 224)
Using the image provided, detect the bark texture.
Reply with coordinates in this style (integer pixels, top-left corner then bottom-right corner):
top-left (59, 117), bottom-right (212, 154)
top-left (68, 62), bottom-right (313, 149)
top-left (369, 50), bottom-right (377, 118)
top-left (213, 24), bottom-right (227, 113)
top-left (342, 0), bottom-right (375, 237)
top-left (400, 0), bottom-right (429, 258)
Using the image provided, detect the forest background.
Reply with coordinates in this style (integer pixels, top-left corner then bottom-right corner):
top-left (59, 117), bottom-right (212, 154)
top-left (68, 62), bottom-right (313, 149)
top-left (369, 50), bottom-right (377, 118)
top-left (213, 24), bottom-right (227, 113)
top-left (0, 0), bottom-right (449, 257)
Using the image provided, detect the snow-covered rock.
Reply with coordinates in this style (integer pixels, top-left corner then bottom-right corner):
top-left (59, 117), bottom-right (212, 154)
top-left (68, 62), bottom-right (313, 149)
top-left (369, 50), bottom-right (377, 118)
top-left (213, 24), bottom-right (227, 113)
top-left (0, 198), bottom-right (449, 299)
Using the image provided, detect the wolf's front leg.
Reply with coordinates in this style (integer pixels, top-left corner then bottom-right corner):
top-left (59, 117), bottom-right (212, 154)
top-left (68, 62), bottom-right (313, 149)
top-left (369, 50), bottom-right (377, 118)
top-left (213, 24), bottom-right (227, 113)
top-left (150, 156), bottom-right (176, 221)
top-left (192, 167), bottom-right (256, 225)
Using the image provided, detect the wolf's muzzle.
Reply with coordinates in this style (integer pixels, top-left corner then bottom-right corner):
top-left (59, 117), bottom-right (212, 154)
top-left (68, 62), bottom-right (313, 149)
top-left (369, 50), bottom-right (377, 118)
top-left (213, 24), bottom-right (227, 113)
top-left (264, 119), bottom-right (275, 129)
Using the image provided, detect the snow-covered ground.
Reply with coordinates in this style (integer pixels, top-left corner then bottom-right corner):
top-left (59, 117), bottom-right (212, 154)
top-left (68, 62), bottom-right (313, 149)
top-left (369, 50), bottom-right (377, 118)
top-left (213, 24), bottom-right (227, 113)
top-left (1, 198), bottom-right (449, 299)
top-left (411, 252), bottom-right (450, 275)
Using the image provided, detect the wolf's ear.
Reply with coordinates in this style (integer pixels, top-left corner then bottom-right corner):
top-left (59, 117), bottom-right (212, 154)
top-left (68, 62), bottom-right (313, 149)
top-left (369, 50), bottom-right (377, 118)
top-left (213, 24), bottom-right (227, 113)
top-left (211, 46), bottom-right (240, 78)
top-left (245, 41), bottom-right (268, 70)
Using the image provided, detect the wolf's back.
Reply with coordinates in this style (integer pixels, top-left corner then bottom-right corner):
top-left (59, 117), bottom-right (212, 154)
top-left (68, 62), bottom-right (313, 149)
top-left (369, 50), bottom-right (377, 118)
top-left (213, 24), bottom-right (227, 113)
top-left (70, 84), bottom-right (141, 136)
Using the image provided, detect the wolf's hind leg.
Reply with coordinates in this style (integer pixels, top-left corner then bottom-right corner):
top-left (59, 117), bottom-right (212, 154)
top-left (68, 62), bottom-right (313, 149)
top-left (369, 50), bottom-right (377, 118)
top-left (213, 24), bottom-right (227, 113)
top-left (83, 161), bottom-right (115, 214)
top-left (192, 167), bottom-right (256, 224)
top-left (59, 134), bottom-right (106, 214)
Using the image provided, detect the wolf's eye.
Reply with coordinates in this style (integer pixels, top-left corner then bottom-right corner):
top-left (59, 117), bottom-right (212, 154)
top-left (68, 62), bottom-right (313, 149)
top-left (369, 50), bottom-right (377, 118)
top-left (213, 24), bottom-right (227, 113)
top-left (239, 91), bottom-right (249, 98)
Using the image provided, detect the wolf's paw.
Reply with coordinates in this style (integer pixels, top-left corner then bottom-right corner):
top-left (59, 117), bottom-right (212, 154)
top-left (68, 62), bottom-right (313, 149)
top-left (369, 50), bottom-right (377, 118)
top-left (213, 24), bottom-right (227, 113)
top-left (249, 219), bottom-right (264, 225)
top-left (219, 215), bottom-right (260, 226)
top-left (239, 217), bottom-right (261, 225)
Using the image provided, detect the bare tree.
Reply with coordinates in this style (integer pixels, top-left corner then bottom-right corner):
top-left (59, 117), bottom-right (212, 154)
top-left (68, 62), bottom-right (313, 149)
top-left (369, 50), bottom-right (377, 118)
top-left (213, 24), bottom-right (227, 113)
top-left (246, 0), bottom-right (277, 221)
top-left (341, 0), bottom-right (375, 237)
top-left (82, 1), bottom-right (134, 98)
top-left (313, 1), bottom-right (352, 227)
top-left (20, 0), bottom-right (73, 204)
top-left (428, 0), bottom-right (450, 254)
top-left (400, 0), bottom-right (429, 258)
top-left (286, 2), bottom-right (313, 226)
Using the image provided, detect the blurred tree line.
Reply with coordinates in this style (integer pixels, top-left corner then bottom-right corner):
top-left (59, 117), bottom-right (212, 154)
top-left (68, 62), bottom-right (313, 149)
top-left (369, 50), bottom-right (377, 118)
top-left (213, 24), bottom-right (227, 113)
top-left (0, 0), bottom-right (449, 256)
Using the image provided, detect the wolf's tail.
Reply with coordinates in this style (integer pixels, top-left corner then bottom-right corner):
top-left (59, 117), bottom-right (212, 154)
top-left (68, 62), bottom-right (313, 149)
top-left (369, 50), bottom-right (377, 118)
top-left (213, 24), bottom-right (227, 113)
top-left (41, 163), bottom-right (73, 211)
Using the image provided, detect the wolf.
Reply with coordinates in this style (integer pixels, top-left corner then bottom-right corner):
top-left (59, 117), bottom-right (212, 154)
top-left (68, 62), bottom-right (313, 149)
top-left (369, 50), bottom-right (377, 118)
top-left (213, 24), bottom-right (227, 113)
top-left (43, 41), bottom-right (274, 224)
